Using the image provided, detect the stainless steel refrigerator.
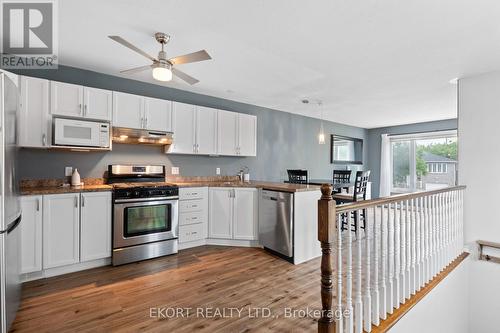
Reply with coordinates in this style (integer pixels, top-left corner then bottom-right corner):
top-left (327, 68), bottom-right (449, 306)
top-left (0, 71), bottom-right (21, 333)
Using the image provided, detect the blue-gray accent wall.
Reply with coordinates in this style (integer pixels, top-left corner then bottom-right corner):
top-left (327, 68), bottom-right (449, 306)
top-left (14, 65), bottom-right (367, 181)
top-left (366, 119), bottom-right (458, 198)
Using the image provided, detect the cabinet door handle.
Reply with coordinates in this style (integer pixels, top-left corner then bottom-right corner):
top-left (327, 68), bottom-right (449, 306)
top-left (81, 195), bottom-right (85, 207)
top-left (42, 134), bottom-right (47, 146)
top-left (74, 196), bottom-right (78, 208)
top-left (36, 198), bottom-right (40, 211)
top-left (79, 103), bottom-right (82, 115)
top-left (84, 104), bottom-right (88, 116)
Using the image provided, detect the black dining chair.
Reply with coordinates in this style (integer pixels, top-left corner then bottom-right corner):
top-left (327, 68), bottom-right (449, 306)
top-left (287, 169), bottom-right (308, 184)
top-left (332, 170), bottom-right (352, 193)
top-left (332, 170), bottom-right (370, 232)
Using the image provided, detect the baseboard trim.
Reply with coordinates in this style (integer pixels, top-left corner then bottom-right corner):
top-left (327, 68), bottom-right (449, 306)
top-left (372, 251), bottom-right (470, 333)
top-left (21, 258), bottom-right (111, 282)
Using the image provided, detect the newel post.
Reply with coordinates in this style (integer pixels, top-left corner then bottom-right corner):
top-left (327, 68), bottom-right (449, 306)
top-left (318, 184), bottom-right (336, 333)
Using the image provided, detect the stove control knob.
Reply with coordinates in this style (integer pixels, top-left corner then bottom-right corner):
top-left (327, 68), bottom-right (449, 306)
top-left (133, 190), bottom-right (140, 197)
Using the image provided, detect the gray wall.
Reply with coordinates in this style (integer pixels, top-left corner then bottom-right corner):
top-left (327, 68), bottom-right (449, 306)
top-left (15, 65), bottom-right (367, 181)
top-left (366, 119), bottom-right (458, 198)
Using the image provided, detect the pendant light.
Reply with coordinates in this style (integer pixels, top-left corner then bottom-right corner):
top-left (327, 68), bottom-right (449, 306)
top-left (318, 101), bottom-right (326, 144)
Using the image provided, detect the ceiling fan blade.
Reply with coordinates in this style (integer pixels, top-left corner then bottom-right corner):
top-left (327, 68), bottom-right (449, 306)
top-left (172, 68), bottom-right (199, 85)
top-left (120, 64), bottom-right (153, 74)
top-left (169, 50), bottom-right (211, 65)
top-left (108, 35), bottom-right (157, 62)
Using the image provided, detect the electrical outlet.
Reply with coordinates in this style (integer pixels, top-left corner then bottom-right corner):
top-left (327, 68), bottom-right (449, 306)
top-left (65, 167), bottom-right (73, 177)
top-left (216, 167), bottom-right (221, 175)
top-left (171, 167), bottom-right (180, 175)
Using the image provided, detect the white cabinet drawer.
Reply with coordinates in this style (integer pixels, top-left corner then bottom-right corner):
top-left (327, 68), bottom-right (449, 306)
top-left (179, 211), bottom-right (206, 226)
top-left (179, 224), bottom-right (206, 243)
top-left (179, 199), bottom-right (205, 212)
top-left (179, 187), bottom-right (207, 200)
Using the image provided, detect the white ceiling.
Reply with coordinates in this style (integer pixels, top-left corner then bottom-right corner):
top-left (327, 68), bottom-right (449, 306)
top-left (58, 0), bottom-right (500, 128)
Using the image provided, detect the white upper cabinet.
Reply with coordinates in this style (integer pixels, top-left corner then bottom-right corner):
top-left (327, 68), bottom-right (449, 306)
top-left (51, 81), bottom-right (112, 121)
top-left (50, 81), bottom-right (84, 118)
top-left (19, 76), bottom-right (50, 148)
top-left (169, 102), bottom-right (196, 154)
top-left (195, 106), bottom-right (217, 155)
top-left (20, 196), bottom-right (43, 274)
top-left (217, 111), bottom-right (257, 156)
top-left (144, 97), bottom-right (172, 132)
top-left (112, 92), bottom-right (144, 129)
top-left (80, 192), bottom-right (112, 262)
top-left (113, 93), bottom-right (172, 132)
top-left (42, 193), bottom-right (80, 269)
top-left (238, 113), bottom-right (257, 156)
top-left (83, 87), bottom-right (112, 121)
top-left (167, 103), bottom-right (218, 155)
top-left (217, 110), bottom-right (238, 156)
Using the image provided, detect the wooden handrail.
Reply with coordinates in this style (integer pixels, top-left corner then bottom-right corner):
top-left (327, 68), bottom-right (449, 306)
top-left (335, 185), bottom-right (466, 213)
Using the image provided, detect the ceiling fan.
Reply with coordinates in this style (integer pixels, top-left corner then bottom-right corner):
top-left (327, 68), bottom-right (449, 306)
top-left (108, 32), bottom-right (211, 85)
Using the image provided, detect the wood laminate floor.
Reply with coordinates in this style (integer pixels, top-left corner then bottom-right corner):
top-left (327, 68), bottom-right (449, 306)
top-left (10, 246), bottom-right (321, 333)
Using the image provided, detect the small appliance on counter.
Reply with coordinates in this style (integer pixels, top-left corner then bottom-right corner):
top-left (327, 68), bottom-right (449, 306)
top-left (107, 164), bottom-right (179, 266)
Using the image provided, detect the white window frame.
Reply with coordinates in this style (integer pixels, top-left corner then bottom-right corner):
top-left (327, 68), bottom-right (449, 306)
top-left (389, 130), bottom-right (457, 193)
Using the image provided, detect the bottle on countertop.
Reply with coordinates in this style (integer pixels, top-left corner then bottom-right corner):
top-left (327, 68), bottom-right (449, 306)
top-left (71, 168), bottom-right (81, 186)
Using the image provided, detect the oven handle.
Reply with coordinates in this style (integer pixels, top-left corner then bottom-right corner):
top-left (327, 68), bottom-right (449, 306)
top-left (114, 196), bottom-right (179, 204)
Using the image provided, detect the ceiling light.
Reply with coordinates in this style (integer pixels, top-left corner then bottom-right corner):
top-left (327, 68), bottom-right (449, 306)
top-left (119, 135), bottom-right (128, 140)
top-left (317, 101), bottom-right (326, 145)
top-left (152, 64), bottom-right (172, 82)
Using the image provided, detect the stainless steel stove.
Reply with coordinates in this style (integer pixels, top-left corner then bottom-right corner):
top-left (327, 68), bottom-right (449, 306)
top-left (108, 165), bottom-right (179, 266)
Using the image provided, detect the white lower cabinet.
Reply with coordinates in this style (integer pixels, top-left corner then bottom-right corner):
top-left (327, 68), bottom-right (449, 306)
top-left (43, 193), bottom-right (81, 269)
top-left (209, 188), bottom-right (258, 240)
top-left (178, 187), bottom-right (208, 245)
top-left (20, 196), bottom-right (43, 274)
top-left (20, 191), bottom-right (112, 275)
top-left (80, 192), bottom-right (112, 262)
top-left (233, 188), bottom-right (258, 240)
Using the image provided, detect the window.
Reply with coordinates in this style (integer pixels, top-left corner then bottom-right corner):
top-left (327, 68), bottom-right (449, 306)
top-left (428, 163), bottom-right (448, 174)
top-left (390, 130), bottom-right (457, 193)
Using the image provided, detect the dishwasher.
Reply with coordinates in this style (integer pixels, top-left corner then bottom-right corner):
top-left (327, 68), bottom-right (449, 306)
top-left (259, 189), bottom-right (294, 261)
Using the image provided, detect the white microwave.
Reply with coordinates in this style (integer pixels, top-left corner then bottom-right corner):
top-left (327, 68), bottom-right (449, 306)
top-left (53, 118), bottom-right (110, 148)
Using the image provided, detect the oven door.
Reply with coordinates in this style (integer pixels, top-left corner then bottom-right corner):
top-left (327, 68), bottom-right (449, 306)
top-left (113, 198), bottom-right (179, 248)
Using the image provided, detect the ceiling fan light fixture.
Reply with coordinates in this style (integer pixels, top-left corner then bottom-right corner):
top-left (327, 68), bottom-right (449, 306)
top-left (152, 64), bottom-right (172, 82)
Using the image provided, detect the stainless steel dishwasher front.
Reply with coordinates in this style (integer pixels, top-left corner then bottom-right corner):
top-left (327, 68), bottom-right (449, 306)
top-left (258, 189), bottom-right (293, 259)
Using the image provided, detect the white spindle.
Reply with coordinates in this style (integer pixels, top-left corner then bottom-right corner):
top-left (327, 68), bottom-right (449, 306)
top-left (354, 211), bottom-right (363, 333)
top-left (394, 201), bottom-right (401, 309)
top-left (399, 199), bottom-right (407, 304)
top-left (405, 199), bottom-right (412, 299)
top-left (363, 208), bottom-right (372, 332)
top-left (416, 197), bottom-right (422, 290)
top-left (410, 198), bottom-right (417, 295)
top-left (335, 213), bottom-right (343, 333)
top-left (424, 195), bottom-right (430, 283)
top-left (379, 205), bottom-right (388, 319)
top-left (439, 193), bottom-right (445, 271)
top-left (346, 213), bottom-right (354, 333)
top-left (387, 203), bottom-right (395, 312)
top-left (372, 206), bottom-right (380, 326)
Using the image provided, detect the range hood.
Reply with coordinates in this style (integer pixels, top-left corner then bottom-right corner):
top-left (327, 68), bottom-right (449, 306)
top-left (112, 127), bottom-right (173, 146)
